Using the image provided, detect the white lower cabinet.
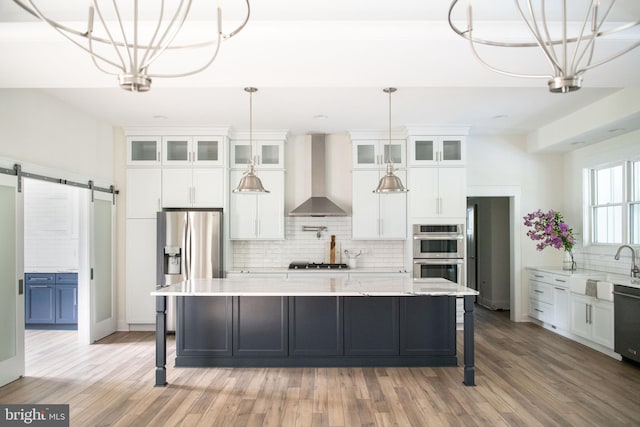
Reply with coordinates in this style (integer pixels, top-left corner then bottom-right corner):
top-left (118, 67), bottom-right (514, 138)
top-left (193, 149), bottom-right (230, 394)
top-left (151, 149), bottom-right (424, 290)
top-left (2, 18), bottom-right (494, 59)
top-left (352, 170), bottom-right (407, 240)
top-left (528, 280), bottom-right (554, 323)
top-left (570, 294), bottom-right (614, 349)
top-left (125, 218), bottom-right (157, 324)
top-left (162, 168), bottom-right (224, 208)
top-left (528, 270), bottom-right (570, 330)
top-left (552, 286), bottom-right (570, 330)
top-left (229, 170), bottom-right (284, 239)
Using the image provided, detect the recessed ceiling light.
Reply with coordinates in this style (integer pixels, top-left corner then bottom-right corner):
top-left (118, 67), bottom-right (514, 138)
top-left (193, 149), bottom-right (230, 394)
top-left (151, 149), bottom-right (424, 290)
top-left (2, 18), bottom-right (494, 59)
top-left (492, 114), bottom-right (508, 119)
top-left (152, 115), bottom-right (168, 120)
top-left (313, 114), bottom-right (328, 120)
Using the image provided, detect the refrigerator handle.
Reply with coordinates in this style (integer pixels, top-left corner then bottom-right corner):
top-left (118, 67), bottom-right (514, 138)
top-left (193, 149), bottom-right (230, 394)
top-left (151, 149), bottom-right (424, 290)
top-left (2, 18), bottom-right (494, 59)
top-left (183, 214), bottom-right (191, 280)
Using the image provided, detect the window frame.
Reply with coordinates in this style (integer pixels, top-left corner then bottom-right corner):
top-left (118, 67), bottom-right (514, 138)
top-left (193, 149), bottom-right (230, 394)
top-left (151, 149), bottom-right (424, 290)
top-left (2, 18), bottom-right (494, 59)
top-left (586, 159), bottom-right (640, 247)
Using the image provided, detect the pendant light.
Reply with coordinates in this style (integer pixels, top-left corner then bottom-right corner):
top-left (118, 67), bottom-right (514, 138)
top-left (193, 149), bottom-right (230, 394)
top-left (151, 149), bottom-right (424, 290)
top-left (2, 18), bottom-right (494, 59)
top-left (374, 87), bottom-right (408, 193)
top-left (233, 87), bottom-right (270, 194)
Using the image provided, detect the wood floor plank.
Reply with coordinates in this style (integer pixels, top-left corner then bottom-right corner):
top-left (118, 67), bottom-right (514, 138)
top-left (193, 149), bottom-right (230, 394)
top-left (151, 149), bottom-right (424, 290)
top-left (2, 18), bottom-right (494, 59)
top-left (2, 307), bottom-right (640, 426)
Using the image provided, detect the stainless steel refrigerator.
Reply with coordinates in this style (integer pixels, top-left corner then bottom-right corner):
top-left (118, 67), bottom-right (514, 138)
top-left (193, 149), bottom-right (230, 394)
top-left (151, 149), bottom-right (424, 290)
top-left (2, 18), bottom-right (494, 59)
top-left (157, 209), bottom-right (223, 330)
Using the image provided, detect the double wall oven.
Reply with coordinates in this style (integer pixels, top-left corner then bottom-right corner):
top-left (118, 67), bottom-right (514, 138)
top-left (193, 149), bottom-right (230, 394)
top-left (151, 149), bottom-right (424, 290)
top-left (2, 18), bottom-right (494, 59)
top-left (413, 224), bottom-right (464, 284)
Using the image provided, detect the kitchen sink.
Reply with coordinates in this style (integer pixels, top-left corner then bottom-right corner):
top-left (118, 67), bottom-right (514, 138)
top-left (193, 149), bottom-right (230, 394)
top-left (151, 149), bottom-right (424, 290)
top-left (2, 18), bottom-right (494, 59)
top-left (569, 271), bottom-right (640, 300)
top-left (569, 273), bottom-right (613, 301)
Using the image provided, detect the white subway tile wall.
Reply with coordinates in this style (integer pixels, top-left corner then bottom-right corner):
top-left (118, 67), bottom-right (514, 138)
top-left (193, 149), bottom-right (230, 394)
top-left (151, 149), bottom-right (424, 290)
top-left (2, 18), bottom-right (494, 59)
top-left (232, 217), bottom-right (405, 270)
top-left (574, 246), bottom-right (638, 277)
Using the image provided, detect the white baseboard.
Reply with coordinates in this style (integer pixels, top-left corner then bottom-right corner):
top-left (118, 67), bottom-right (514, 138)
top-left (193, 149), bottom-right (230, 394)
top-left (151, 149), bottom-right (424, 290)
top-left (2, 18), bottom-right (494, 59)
top-left (127, 323), bottom-right (155, 332)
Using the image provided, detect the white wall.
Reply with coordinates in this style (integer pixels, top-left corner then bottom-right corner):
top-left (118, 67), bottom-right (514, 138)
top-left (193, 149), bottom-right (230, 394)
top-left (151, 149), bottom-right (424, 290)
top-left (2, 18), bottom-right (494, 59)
top-left (466, 133), bottom-right (565, 321)
top-left (0, 89), bottom-right (114, 184)
top-left (467, 133), bottom-right (565, 265)
top-left (564, 129), bottom-right (640, 275)
top-left (24, 179), bottom-right (80, 272)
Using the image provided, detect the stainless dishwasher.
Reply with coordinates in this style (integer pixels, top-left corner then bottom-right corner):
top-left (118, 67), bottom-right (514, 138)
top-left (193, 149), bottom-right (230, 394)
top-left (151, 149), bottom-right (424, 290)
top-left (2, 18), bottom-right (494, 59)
top-left (613, 285), bottom-right (640, 363)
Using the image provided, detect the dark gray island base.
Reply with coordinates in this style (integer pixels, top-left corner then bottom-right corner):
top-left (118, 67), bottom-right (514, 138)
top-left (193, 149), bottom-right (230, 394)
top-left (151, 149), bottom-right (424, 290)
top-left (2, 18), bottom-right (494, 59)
top-left (175, 295), bottom-right (458, 367)
top-left (152, 278), bottom-right (477, 387)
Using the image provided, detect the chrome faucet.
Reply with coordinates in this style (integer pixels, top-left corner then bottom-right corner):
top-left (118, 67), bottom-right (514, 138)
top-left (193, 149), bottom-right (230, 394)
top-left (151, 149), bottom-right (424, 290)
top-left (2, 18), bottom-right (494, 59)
top-left (614, 245), bottom-right (640, 278)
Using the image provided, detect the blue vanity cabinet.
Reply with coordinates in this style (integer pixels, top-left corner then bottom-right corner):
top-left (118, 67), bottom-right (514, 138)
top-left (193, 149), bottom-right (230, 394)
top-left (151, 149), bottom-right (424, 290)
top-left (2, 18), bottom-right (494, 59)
top-left (25, 273), bottom-right (55, 324)
top-left (25, 273), bottom-right (78, 328)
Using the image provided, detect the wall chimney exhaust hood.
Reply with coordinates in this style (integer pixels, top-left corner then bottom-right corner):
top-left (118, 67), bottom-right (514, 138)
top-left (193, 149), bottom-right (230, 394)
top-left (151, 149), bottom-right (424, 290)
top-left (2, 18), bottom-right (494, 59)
top-left (289, 134), bottom-right (348, 217)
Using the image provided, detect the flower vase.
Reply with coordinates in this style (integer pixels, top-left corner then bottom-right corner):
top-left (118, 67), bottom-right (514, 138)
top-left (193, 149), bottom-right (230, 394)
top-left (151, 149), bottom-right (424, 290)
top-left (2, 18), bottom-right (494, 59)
top-left (562, 250), bottom-right (576, 271)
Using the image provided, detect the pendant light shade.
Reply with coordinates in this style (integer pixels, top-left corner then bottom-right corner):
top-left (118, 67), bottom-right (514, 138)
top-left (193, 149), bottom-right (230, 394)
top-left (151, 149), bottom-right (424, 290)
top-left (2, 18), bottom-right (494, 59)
top-left (234, 163), bottom-right (269, 193)
top-left (374, 163), bottom-right (407, 193)
top-left (374, 87), bottom-right (408, 193)
top-left (233, 87), bottom-right (270, 194)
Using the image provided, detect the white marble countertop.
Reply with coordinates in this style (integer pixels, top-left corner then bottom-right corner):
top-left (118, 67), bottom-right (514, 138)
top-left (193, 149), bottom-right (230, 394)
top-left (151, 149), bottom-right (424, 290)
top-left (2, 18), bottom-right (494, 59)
top-left (528, 266), bottom-right (640, 289)
top-left (151, 277), bottom-right (478, 297)
top-left (228, 268), bottom-right (409, 275)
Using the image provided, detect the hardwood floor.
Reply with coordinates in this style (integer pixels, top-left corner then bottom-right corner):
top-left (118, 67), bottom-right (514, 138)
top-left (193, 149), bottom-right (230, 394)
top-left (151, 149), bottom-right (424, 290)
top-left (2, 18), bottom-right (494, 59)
top-left (2, 306), bottom-right (639, 426)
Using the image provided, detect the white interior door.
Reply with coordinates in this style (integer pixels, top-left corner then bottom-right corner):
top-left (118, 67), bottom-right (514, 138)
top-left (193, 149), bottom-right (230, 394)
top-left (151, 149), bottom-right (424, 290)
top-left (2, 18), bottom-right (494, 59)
top-left (0, 174), bottom-right (24, 387)
top-left (89, 191), bottom-right (116, 342)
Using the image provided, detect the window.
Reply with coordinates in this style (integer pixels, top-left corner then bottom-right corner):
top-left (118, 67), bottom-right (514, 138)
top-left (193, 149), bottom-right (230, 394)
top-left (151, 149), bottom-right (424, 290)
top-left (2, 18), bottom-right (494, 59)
top-left (589, 160), bottom-right (640, 245)
top-left (631, 161), bottom-right (640, 245)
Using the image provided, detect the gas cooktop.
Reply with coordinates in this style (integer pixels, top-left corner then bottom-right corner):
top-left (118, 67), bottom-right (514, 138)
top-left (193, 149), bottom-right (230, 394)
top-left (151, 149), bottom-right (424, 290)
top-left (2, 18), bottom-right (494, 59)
top-left (288, 262), bottom-right (349, 270)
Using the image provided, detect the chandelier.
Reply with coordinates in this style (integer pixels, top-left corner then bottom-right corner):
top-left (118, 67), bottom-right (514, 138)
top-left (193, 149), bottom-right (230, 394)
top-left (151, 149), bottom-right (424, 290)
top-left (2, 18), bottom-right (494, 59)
top-left (448, 0), bottom-right (640, 93)
top-left (12, 0), bottom-right (250, 92)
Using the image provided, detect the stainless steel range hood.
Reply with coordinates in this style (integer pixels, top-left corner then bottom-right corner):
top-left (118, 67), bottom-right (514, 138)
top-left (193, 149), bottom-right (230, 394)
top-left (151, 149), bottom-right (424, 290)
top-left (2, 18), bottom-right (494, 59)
top-left (289, 134), bottom-right (348, 217)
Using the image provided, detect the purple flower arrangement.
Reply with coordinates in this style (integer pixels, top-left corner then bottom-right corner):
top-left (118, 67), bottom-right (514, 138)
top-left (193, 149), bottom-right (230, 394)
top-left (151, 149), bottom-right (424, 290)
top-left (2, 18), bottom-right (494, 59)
top-left (523, 209), bottom-right (575, 252)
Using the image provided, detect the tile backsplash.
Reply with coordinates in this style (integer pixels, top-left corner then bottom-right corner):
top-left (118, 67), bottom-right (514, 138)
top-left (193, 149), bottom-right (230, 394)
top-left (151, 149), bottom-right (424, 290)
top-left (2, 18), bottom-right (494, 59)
top-left (231, 217), bottom-right (406, 270)
top-left (573, 246), bottom-right (638, 277)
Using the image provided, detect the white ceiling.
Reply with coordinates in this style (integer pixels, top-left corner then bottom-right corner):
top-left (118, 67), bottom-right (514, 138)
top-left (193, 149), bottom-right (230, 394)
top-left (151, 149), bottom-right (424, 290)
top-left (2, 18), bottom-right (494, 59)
top-left (1, 1), bottom-right (640, 149)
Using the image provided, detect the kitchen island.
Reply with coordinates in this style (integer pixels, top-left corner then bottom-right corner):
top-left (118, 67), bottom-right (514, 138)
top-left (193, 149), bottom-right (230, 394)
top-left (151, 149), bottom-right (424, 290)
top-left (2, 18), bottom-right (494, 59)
top-left (151, 277), bottom-right (479, 387)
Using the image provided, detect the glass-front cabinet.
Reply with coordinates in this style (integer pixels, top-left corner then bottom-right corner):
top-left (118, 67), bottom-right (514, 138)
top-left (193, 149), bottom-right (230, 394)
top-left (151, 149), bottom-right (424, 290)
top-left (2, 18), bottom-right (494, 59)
top-left (408, 136), bottom-right (465, 165)
top-left (352, 140), bottom-right (406, 169)
top-left (230, 140), bottom-right (284, 169)
top-left (162, 136), bottom-right (224, 166)
top-left (127, 137), bottom-right (161, 165)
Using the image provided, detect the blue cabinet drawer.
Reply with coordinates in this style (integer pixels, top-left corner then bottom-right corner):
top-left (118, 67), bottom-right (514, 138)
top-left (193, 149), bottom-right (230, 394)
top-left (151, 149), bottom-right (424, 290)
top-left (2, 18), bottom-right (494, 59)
top-left (25, 273), bottom-right (55, 285)
top-left (56, 273), bottom-right (78, 284)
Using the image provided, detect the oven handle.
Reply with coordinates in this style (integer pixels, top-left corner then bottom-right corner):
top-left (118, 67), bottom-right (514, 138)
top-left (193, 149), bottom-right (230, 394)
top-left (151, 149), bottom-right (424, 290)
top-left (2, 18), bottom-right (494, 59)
top-left (612, 291), bottom-right (640, 300)
top-left (413, 259), bottom-right (464, 265)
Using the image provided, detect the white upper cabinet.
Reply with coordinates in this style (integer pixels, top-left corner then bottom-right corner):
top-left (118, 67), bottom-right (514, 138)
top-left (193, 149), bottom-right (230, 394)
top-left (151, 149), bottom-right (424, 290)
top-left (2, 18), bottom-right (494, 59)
top-left (352, 140), bottom-right (406, 169)
top-left (409, 167), bottom-right (466, 219)
top-left (126, 168), bottom-right (161, 218)
top-left (162, 168), bottom-right (225, 208)
top-left (352, 170), bottom-right (407, 240)
top-left (162, 136), bottom-right (224, 166)
top-left (408, 136), bottom-right (465, 166)
top-left (127, 136), bottom-right (161, 165)
top-left (230, 140), bottom-right (285, 169)
top-left (229, 169), bottom-right (284, 239)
